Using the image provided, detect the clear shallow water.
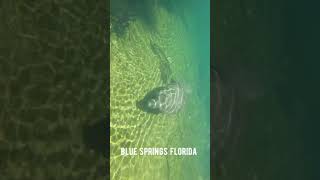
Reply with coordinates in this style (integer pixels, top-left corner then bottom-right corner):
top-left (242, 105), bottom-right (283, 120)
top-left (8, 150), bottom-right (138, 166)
top-left (110, 1), bottom-right (210, 179)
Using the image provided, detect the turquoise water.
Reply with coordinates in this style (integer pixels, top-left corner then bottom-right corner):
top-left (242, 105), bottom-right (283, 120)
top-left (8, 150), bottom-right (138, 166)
top-left (188, 0), bottom-right (211, 177)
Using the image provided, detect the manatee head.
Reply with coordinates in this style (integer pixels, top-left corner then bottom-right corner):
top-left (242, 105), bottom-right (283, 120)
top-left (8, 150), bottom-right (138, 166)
top-left (136, 87), bottom-right (165, 114)
top-left (136, 83), bottom-right (184, 114)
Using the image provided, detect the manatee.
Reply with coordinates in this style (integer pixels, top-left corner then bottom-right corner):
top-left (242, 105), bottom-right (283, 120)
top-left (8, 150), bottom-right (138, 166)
top-left (136, 42), bottom-right (185, 114)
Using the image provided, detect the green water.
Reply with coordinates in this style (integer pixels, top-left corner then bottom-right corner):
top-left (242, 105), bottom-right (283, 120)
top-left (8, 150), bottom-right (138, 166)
top-left (110, 1), bottom-right (210, 179)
